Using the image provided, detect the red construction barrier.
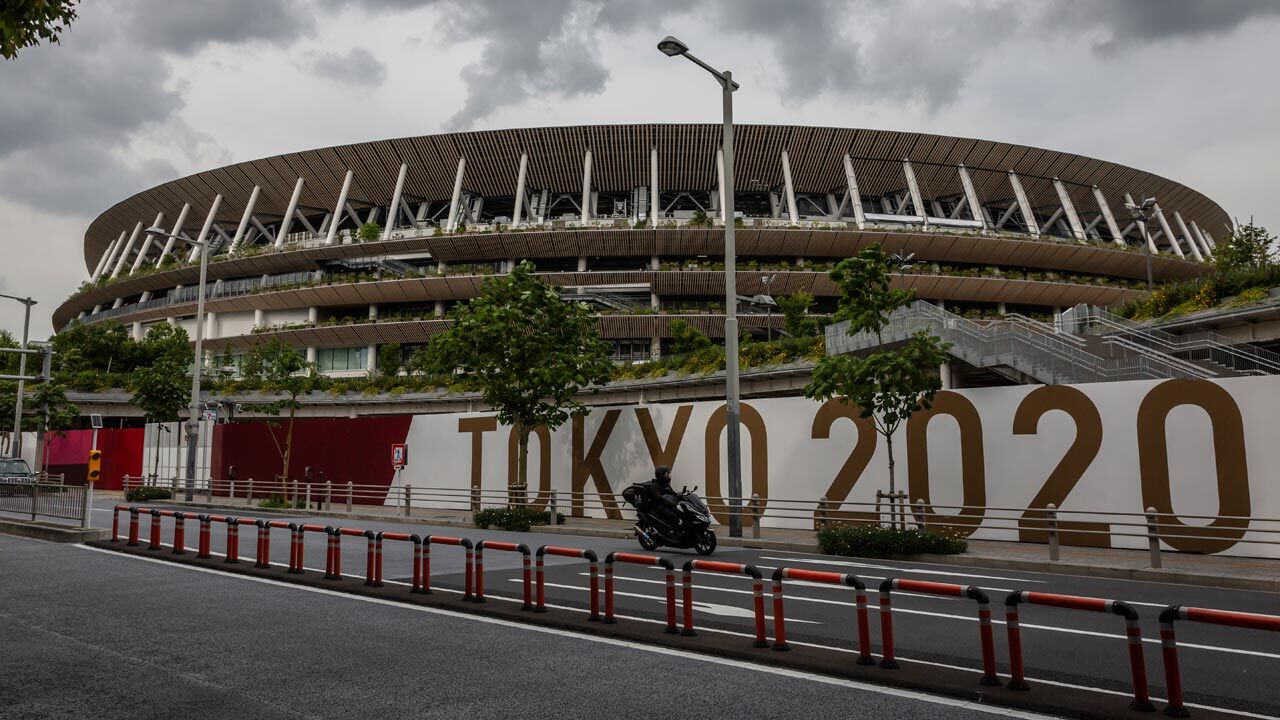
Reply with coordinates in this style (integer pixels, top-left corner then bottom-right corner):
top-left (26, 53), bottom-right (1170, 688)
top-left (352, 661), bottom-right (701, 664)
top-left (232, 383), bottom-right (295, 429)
top-left (423, 535), bottom-right (475, 601)
top-left (222, 517), bottom-right (242, 563)
top-left (879, 579), bottom-right (1000, 686)
top-left (197, 514), bottom-right (213, 558)
top-left (127, 506), bottom-right (141, 546)
top-left (1006, 591), bottom-right (1154, 711)
top-left (147, 509), bottom-right (163, 550)
top-left (534, 545), bottom-right (599, 620)
top-left (681, 559), bottom-right (768, 648)
top-left (290, 523), bottom-right (327, 574)
top-left (1158, 605), bottom-right (1280, 717)
top-left (255, 520), bottom-right (291, 569)
top-left (475, 540), bottom-right (532, 610)
top-left (171, 511), bottom-right (188, 555)
top-left (771, 568), bottom-right (873, 664)
top-left (374, 532), bottom-right (424, 592)
top-left (325, 527), bottom-right (370, 580)
top-left (110, 504), bottom-right (130, 542)
top-left (603, 552), bottom-right (677, 633)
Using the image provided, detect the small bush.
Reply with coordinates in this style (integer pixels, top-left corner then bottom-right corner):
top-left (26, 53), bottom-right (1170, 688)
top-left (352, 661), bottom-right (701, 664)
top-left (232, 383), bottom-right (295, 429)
top-left (124, 486), bottom-right (173, 502)
top-left (473, 506), bottom-right (566, 532)
top-left (817, 523), bottom-right (967, 559)
top-left (258, 494), bottom-right (304, 509)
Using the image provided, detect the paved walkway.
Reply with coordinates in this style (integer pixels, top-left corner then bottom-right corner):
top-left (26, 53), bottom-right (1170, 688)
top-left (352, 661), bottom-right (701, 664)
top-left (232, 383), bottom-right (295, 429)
top-left (94, 490), bottom-right (1280, 592)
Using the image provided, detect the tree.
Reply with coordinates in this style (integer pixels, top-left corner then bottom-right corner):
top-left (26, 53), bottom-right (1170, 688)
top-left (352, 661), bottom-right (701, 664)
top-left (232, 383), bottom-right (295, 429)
top-left (669, 319), bottom-right (712, 354)
top-left (1, 0), bottom-right (79, 59)
top-left (425, 261), bottom-right (613, 501)
top-left (239, 339), bottom-right (329, 482)
top-left (378, 343), bottom-right (402, 377)
top-left (129, 324), bottom-right (192, 424)
top-left (777, 291), bottom-right (819, 338)
top-left (803, 244), bottom-right (950, 502)
top-left (357, 222), bottom-right (382, 242)
top-left (51, 319), bottom-right (135, 375)
top-left (1215, 222), bottom-right (1277, 273)
top-left (0, 329), bottom-right (19, 375)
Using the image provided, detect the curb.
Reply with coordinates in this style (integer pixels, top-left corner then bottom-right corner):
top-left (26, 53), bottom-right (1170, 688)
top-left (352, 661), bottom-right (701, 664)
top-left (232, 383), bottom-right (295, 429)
top-left (155, 500), bottom-right (1279, 593)
top-left (0, 518), bottom-right (110, 543)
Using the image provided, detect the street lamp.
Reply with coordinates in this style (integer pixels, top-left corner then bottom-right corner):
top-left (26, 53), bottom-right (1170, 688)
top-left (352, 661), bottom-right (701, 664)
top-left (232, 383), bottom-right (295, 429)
top-left (1, 293), bottom-right (37, 458)
top-left (146, 225), bottom-right (212, 500)
top-left (658, 35), bottom-right (746, 538)
top-left (1123, 198), bottom-right (1157, 291)
top-left (760, 275), bottom-right (777, 341)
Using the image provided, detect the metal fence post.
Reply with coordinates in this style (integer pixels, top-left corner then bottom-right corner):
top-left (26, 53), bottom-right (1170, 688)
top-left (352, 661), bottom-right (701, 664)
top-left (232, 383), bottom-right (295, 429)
top-left (816, 495), bottom-right (829, 529)
top-left (750, 493), bottom-right (762, 540)
top-left (206, 478), bottom-right (213, 504)
top-left (1145, 507), bottom-right (1163, 569)
top-left (324, 480), bottom-right (332, 511)
top-left (404, 484), bottom-right (412, 517)
top-left (549, 489), bottom-right (559, 526)
top-left (471, 486), bottom-right (481, 513)
top-left (30, 481), bottom-right (39, 521)
top-left (305, 484), bottom-right (312, 509)
top-left (229, 480), bottom-right (236, 501)
top-left (291, 480), bottom-right (298, 506)
top-left (912, 498), bottom-right (926, 530)
top-left (346, 481), bottom-right (353, 513)
top-left (246, 479), bottom-right (254, 506)
top-left (1046, 502), bottom-right (1060, 562)
top-left (171, 475), bottom-right (178, 494)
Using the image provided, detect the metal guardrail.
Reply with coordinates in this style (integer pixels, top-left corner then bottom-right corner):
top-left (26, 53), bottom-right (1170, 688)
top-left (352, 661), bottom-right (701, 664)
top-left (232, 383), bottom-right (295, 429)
top-left (0, 480), bottom-right (89, 526)
top-left (124, 475), bottom-right (1280, 563)
top-left (826, 300), bottom-right (1203, 384)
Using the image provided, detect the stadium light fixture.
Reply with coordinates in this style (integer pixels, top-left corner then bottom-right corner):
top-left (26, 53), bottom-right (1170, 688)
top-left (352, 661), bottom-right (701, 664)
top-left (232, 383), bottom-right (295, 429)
top-left (1123, 198), bottom-right (1157, 291)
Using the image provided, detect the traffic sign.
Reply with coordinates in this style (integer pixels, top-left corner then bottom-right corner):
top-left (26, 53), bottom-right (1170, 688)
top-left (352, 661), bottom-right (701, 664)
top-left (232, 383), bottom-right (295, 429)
top-left (392, 443), bottom-right (407, 468)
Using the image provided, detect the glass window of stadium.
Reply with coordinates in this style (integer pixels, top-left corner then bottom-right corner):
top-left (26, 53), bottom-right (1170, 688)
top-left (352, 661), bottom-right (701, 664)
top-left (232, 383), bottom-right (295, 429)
top-left (317, 347), bottom-right (368, 373)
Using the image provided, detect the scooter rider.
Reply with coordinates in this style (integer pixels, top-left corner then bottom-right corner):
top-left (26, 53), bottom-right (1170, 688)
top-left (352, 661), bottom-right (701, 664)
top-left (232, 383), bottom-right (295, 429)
top-left (646, 466), bottom-right (680, 527)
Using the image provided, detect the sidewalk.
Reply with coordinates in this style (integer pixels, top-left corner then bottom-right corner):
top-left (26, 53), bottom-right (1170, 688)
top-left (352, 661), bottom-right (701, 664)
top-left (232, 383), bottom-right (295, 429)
top-left (102, 491), bottom-right (1280, 593)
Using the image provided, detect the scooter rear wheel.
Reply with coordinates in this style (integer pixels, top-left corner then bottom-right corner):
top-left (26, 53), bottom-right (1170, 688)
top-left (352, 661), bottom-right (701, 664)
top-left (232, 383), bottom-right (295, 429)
top-left (694, 529), bottom-right (717, 556)
top-left (637, 529), bottom-right (659, 551)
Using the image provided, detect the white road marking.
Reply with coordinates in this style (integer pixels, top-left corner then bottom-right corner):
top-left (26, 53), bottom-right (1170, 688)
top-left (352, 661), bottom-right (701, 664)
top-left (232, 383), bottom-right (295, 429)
top-left (758, 556), bottom-right (1047, 585)
top-left (526, 579), bottom-right (820, 624)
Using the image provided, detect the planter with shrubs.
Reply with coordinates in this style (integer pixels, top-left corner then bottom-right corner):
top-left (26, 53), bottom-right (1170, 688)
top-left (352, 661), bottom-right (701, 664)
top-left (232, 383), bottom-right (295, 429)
top-left (817, 523), bottom-right (968, 559)
top-left (472, 506), bottom-right (566, 532)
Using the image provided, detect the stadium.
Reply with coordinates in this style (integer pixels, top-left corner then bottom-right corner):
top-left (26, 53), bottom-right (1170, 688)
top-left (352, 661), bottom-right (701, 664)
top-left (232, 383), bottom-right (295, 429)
top-left (55, 123), bottom-right (1226, 377)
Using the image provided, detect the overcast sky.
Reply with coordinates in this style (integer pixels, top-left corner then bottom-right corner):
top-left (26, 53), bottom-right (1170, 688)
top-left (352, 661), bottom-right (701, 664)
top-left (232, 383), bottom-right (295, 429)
top-left (2, 0), bottom-right (1278, 338)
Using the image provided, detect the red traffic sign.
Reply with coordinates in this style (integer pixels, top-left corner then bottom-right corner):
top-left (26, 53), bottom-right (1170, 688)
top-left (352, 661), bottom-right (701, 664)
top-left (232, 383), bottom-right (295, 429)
top-left (392, 443), bottom-right (407, 468)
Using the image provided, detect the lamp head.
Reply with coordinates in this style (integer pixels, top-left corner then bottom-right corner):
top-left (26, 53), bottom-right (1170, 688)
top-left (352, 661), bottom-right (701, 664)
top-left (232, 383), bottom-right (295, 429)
top-left (657, 35), bottom-right (688, 56)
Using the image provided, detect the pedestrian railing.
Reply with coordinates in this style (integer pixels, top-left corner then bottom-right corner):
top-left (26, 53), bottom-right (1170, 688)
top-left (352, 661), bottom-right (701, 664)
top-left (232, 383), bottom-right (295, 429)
top-left (0, 480), bottom-right (90, 526)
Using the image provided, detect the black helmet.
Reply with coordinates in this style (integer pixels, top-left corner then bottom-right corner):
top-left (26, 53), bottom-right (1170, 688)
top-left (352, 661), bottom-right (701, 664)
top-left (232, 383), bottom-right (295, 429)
top-left (655, 466), bottom-right (672, 487)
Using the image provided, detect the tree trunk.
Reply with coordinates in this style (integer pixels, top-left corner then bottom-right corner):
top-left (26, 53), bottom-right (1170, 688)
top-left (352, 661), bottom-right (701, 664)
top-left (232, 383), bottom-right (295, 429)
top-left (516, 422), bottom-right (530, 508)
top-left (282, 401), bottom-right (297, 488)
top-left (885, 431), bottom-right (898, 529)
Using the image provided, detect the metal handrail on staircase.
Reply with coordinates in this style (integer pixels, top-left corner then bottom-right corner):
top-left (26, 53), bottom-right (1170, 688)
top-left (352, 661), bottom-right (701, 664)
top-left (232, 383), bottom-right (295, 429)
top-left (826, 301), bottom-right (1206, 385)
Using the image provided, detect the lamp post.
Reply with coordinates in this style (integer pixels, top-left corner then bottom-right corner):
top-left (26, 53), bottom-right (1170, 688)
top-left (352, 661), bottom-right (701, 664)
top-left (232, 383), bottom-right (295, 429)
top-left (2, 293), bottom-right (37, 458)
top-left (760, 274), bottom-right (777, 341)
top-left (658, 35), bottom-right (745, 537)
top-left (145, 224), bottom-right (213, 501)
top-left (1123, 197), bottom-right (1157, 291)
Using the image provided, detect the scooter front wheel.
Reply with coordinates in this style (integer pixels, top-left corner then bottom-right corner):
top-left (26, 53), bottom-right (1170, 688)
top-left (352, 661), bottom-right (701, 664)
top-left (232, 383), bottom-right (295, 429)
top-left (637, 527), bottom-right (659, 551)
top-left (694, 529), bottom-right (717, 556)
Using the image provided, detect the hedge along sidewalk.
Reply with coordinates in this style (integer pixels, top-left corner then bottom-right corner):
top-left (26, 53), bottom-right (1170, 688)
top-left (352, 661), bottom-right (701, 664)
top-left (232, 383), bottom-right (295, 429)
top-left (124, 494), bottom-right (1280, 592)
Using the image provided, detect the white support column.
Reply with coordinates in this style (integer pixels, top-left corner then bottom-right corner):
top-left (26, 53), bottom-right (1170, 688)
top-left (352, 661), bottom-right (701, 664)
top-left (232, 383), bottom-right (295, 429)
top-left (1152, 204), bottom-right (1185, 258)
top-left (434, 301), bottom-right (444, 317)
top-left (155, 203), bottom-right (190, 267)
top-left (781, 149), bottom-right (799, 223)
top-left (512, 152), bottom-right (529, 227)
top-left (1190, 220), bottom-right (1212, 257)
top-left (717, 147), bottom-right (727, 223)
top-left (1007, 172), bottom-right (1039, 238)
top-left (842, 154), bottom-right (866, 229)
top-left (1053, 178), bottom-right (1086, 241)
top-left (1092, 186), bottom-right (1125, 245)
top-left (902, 159), bottom-right (927, 225)
top-left (307, 346), bottom-right (317, 365)
top-left (368, 304), bottom-right (378, 321)
top-left (253, 308), bottom-right (265, 329)
top-left (111, 222), bottom-right (144, 278)
top-left (446, 157), bottom-right (466, 232)
top-left (1172, 211), bottom-right (1205, 262)
top-left (580, 148), bottom-right (593, 223)
top-left (957, 164), bottom-right (985, 230)
top-left (205, 311), bottom-right (217, 339)
top-left (132, 322), bottom-right (143, 342)
top-left (650, 146), bottom-right (659, 228)
top-left (326, 171), bottom-right (353, 245)
top-left (1204, 230), bottom-right (1217, 249)
top-left (131, 212), bottom-right (167, 273)
top-left (92, 232), bottom-right (125, 282)
top-left (383, 163), bottom-right (407, 241)
top-left (227, 185), bottom-right (260, 256)
top-left (366, 344), bottom-right (376, 373)
top-left (275, 178), bottom-right (305, 247)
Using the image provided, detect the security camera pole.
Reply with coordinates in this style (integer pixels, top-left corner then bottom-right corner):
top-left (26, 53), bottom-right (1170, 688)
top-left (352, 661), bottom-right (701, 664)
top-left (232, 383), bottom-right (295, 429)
top-left (1123, 197), bottom-right (1157, 291)
top-left (658, 35), bottom-right (745, 537)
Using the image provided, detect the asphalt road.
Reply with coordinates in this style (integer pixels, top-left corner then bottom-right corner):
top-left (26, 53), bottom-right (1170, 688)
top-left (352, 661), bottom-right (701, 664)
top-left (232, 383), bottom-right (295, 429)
top-left (80, 501), bottom-right (1280, 719)
top-left (2, 533), bottom-right (1067, 720)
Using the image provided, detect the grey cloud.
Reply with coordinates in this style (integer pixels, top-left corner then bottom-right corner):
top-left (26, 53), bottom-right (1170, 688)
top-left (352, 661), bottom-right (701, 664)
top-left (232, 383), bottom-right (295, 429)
top-left (1043, 0), bottom-right (1280, 54)
top-left (121, 0), bottom-right (317, 55)
top-left (0, 145), bottom-right (177, 216)
top-left (714, 0), bottom-right (861, 101)
top-left (306, 47), bottom-right (387, 85)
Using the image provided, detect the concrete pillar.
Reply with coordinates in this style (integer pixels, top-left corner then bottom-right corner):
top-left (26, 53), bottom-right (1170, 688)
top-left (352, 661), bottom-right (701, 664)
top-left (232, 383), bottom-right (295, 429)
top-left (650, 146), bottom-right (659, 227)
top-left (939, 362), bottom-right (953, 390)
top-left (434, 301), bottom-right (444, 317)
top-left (577, 256), bottom-right (587, 272)
top-left (383, 163), bottom-right (407, 240)
top-left (205, 311), bottom-right (217, 339)
top-left (1007, 172), bottom-right (1039, 238)
top-left (781, 149), bottom-right (799, 223)
top-left (957, 164), bottom-right (985, 230)
top-left (447, 157), bottom-right (466, 232)
top-left (437, 261), bottom-right (447, 275)
top-left (366, 344), bottom-right (376, 373)
top-left (650, 291), bottom-right (659, 309)
top-left (307, 307), bottom-right (319, 324)
top-left (275, 177), bottom-right (305, 247)
top-left (512, 152), bottom-right (529, 227)
top-left (132, 322), bottom-right (143, 342)
top-left (1173, 211), bottom-right (1206, 262)
top-left (131, 212), bottom-right (167, 273)
top-left (156, 203), bottom-right (191, 267)
top-left (650, 254), bottom-right (659, 271)
top-left (1092, 186), bottom-right (1125, 245)
top-left (651, 336), bottom-right (662, 361)
top-left (327, 171), bottom-right (353, 245)
top-left (94, 231), bottom-right (126, 282)
top-left (90, 233), bottom-right (121, 281)
top-left (254, 308), bottom-right (265, 328)
top-left (842, 154), bottom-right (866, 229)
top-left (230, 185), bottom-right (260, 254)
top-left (112, 298), bottom-right (124, 310)
top-left (306, 346), bottom-right (317, 364)
top-left (1152, 204), bottom-right (1186, 258)
top-left (111, 222), bottom-right (144, 278)
top-left (902, 160), bottom-right (927, 224)
top-left (997, 302), bottom-right (1007, 315)
top-left (1053, 178), bottom-right (1086, 241)
top-left (580, 148), bottom-right (593, 223)
top-left (1190, 220), bottom-right (1212, 258)
top-left (369, 304), bottom-right (378, 321)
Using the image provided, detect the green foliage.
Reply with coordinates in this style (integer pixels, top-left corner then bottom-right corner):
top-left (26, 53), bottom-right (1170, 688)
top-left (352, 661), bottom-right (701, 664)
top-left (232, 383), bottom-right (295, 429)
top-left (129, 324), bottom-right (193, 423)
top-left (687, 209), bottom-right (712, 228)
top-left (124, 486), bottom-right (173, 502)
top-left (424, 261), bottom-right (613, 492)
top-left (669, 319), bottom-right (712, 354)
top-left (358, 222), bottom-right (382, 241)
top-left (829, 245), bottom-right (915, 336)
top-left (817, 524), bottom-right (967, 559)
top-left (0, 329), bottom-right (19, 375)
top-left (237, 338), bottom-right (330, 481)
top-left (52, 320), bottom-right (135, 375)
top-left (258, 494), bottom-right (305, 509)
top-left (473, 506), bottom-right (565, 532)
top-left (1116, 262), bottom-right (1280, 320)
top-left (377, 343), bottom-right (402, 377)
top-left (1, 0), bottom-right (79, 59)
top-left (777, 291), bottom-right (819, 338)
top-left (1215, 222), bottom-right (1276, 273)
